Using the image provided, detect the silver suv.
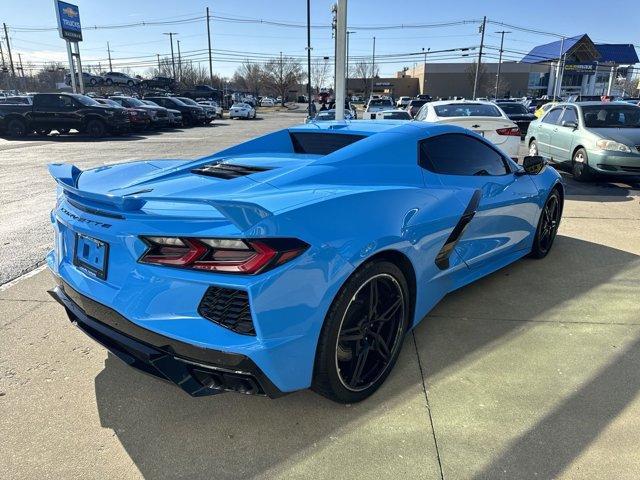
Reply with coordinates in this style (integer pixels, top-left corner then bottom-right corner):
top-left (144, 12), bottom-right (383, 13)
top-left (102, 72), bottom-right (141, 87)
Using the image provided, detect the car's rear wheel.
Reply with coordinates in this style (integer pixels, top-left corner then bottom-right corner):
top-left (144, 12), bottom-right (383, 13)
top-left (90, 78), bottom-right (97, 86)
top-left (312, 260), bottom-right (409, 403)
top-left (572, 148), bottom-right (593, 182)
top-left (105, 78), bottom-right (113, 86)
top-left (85, 119), bottom-right (107, 138)
top-left (530, 188), bottom-right (562, 259)
top-left (6, 118), bottom-right (28, 137)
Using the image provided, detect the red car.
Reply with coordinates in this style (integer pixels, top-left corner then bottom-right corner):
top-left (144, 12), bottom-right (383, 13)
top-left (95, 98), bottom-right (150, 130)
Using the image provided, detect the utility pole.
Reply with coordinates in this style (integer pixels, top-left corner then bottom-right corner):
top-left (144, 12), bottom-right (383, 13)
top-left (553, 36), bottom-right (565, 101)
top-left (107, 42), bottom-right (113, 71)
top-left (346, 31), bottom-right (355, 100)
top-left (306, 0), bottom-right (312, 116)
top-left (206, 6), bottom-right (214, 85)
top-left (494, 30), bottom-right (510, 99)
top-left (334, 0), bottom-right (347, 120)
top-left (177, 39), bottom-right (182, 82)
top-left (607, 65), bottom-right (615, 96)
top-left (472, 16), bottom-right (486, 100)
top-left (370, 36), bottom-right (376, 98)
top-left (0, 38), bottom-right (6, 71)
top-left (163, 32), bottom-right (178, 79)
top-left (3, 23), bottom-right (15, 77)
top-left (156, 53), bottom-right (161, 72)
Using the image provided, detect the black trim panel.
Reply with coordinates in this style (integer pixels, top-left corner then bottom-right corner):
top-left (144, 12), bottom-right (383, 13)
top-left (48, 278), bottom-right (285, 398)
top-left (435, 189), bottom-right (482, 270)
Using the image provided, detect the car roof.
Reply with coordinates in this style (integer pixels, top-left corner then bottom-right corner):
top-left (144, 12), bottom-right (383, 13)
top-left (429, 99), bottom-right (496, 106)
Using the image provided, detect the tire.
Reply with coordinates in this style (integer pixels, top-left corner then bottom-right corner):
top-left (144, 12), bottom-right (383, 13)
top-left (6, 118), bottom-right (28, 138)
top-left (528, 139), bottom-right (539, 157)
top-left (127, 80), bottom-right (134, 87)
top-left (572, 148), bottom-right (593, 182)
top-left (312, 260), bottom-right (410, 403)
top-left (105, 78), bottom-right (113, 86)
top-left (85, 119), bottom-right (107, 138)
top-left (90, 78), bottom-right (97, 86)
top-left (530, 188), bottom-right (562, 259)
top-left (57, 128), bottom-right (70, 135)
top-left (35, 129), bottom-right (51, 136)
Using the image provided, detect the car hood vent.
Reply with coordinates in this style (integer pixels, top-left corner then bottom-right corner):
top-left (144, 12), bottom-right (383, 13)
top-left (191, 163), bottom-right (272, 179)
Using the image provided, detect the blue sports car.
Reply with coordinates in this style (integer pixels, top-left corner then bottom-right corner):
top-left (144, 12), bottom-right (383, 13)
top-left (47, 120), bottom-right (563, 403)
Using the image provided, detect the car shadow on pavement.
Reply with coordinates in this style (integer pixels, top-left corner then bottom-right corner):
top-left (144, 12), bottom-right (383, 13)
top-left (557, 171), bottom-right (639, 201)
top-left (10, 133), bottom-right (149, 143)
top-left (92, 236), bottom-right (639, 479)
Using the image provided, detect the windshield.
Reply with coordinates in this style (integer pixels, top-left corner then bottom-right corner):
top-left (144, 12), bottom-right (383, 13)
top-left (409, 100), bottom-right (427, 108)
top-left (315, 111), bottom-right (335, 120)
top-left (143, 100), bottom-right (159, 106)
top-left (100, 99), bottom-right (123, 108)
top-left (178, 97), bottom-right (198, 106)
top-left (434, 103), bottom-right (502, 117)
top-left (582, 105), bottom-right (640, 128)
top-left (232, 103), bottom-right (248, 108)
top-left (74, 95), bottom-right (100, 106)
top-left (369, 99), bottom-right (393, 107)
top-left (381, 111), bottom-right (411, 119)
top-left (123, 97), bottom-right (145, 107)
top-left (499, 103), bottom-right (528, 114)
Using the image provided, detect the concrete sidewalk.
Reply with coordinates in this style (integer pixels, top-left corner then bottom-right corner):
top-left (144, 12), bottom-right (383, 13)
top-left (1, 191), bottom-right (639, 479)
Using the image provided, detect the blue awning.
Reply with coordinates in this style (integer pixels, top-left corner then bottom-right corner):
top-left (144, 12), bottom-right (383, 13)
top-left (595, 44), bottom-right (639, 64)
top-left (521, 35), bottom-right (586, 64)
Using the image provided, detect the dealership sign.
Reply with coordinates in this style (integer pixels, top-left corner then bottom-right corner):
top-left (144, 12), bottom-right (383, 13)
top-left (55, 1), bottom-right (82, 42)
top-left (563, 63), bottom-right (597, 73)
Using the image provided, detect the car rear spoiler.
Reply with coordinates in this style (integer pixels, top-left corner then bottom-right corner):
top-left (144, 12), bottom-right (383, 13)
top-left (48, 163), bottom-right (273, 230)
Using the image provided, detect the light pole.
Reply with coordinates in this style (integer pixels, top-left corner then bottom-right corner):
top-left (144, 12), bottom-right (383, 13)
top-left (346, 31), bottom-right (355, 100)
top-left (163, 32), bottom-right (178, 79)
top-left (494, 30), bottom-right (511, 99)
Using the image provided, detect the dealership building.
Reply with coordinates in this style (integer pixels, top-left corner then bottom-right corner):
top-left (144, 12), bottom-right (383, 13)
top-left (347, 34), bottom-right (638, 99)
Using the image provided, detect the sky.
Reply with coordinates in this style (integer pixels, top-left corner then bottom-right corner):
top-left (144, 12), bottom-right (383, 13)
top-left (1, 0), bottom-right (638, 79)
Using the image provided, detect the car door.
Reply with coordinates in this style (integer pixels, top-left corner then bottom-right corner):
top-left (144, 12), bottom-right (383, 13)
top-left (549, 106), bottom-right (578, 164)
top-left (536, 107), bottom-right (563, 158)
top-left (419, 133), bottom-right (539, 270)
top-left (57, 95), bottom-right (79, 128)
top-left (31, 94), bottom-right (60, 128)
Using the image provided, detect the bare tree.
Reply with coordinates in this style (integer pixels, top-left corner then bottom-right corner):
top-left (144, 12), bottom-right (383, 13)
top-left (232, 60), bottom-right (264, 97)
top-left (310, 58), bottom-right (331, 94)
top-left (465, 61), bottom-right (491, 98)
top-left (351, 60), bottom-right (379, 99)
top-left (262, 55), bottom-right (305, 105)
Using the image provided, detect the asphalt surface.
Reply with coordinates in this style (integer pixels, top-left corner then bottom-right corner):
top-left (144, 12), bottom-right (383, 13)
top-left (1, 112), bottom-right (640, 479)
top-left (0, 110), bottom-right (307, 285)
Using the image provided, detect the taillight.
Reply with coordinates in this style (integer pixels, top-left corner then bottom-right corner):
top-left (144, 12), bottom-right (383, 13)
top-left (139, 237), bottom-right (308, 274)
top-left (496, 127), bottom-right (521, 136)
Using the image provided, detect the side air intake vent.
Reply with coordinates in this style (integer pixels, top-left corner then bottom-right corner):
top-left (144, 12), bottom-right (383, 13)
top-left (198, 286), bottom-right (255, 335)
top-left (191, 163), bottom-right (271, 179)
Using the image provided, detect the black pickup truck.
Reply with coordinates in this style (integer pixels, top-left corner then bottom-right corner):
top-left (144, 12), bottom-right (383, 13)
top-left (0, 93), bottom-right (130, 137)
top-left (180, 85), bottom-right (220, 101)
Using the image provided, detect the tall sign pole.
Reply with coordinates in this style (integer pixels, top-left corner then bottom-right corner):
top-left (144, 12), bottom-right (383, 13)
top-left (3, 23), bottom-right (15, 77)
top-left (306, 0), bottom-right (312, 116)
top-left (370, 36), bottom-right (375, 97)
top-left (472, 16), bottom-right (486, 100)
top-left (334, 0), bottom-right (347, 120)
top-left (206, 6), bottom-right (213, 85)
top-left (163, 32), bottom-right (177, 79)
top-left (54, 1), bottom-right (83, 93)
top-left (107, 42), bottom-right (113, 71)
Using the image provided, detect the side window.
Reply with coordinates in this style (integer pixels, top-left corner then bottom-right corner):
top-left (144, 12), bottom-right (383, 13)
top-left (560, 107), bottom-right (578, 125)
top-left (542, 107), bottom-right (563, 124)
top-left (419, 134), bottom-right (509, 176)
top-left (36, 95), bottom-right (59, 108)
top-left (414, 104), bottom-right (428, 121)
top-left (59, 96), bottom-right (75, 108)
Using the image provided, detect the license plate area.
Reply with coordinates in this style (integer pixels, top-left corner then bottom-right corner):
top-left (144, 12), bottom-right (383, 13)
top-left (73, 233), bottom-right (109, 280)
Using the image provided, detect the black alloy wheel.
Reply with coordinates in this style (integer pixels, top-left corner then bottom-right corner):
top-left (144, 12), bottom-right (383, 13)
top-left (6, 119), bottom-right (28, 137)
top-left (85, 119), bottom-right (107, 138)
top-left (531, 189), bottom-right (562, 258)
top-left (313, 261), bottom-right (409, 403)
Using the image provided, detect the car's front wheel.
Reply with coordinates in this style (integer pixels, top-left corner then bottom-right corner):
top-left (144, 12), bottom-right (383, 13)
top-left (312, 260), bottom-right (410, 403)
top-left (572, 148), bottom-right (593, 182)
top-left (530, 188), bottom-right (562, 259)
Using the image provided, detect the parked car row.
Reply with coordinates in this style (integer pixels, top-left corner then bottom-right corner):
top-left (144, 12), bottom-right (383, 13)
top-left (0, 92), bottom-right (220, 138)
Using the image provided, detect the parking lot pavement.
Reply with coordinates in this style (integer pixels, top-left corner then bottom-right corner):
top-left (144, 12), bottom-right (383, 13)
top-left (0, 110), bottom-right (307, 285)
top-left (2, 116), bottom-right (640, 479)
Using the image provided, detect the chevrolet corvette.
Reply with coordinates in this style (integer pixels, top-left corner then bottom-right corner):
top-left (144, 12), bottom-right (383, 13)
top-left (47, 120), bottom-right (563, 403)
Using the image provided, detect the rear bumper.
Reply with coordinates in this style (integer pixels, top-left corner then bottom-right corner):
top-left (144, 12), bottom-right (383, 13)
top-left (49, 278), bottom-right (285, 398)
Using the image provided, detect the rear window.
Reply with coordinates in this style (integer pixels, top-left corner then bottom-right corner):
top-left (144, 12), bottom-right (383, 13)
top-left (369, 99), bottom-right (393, 107)
top-left (434, 103), bottom-right (502, 117)
top-left (290, 132), bottom-right (365, 155)
top-left (499, 103), bottom-right (528, 114)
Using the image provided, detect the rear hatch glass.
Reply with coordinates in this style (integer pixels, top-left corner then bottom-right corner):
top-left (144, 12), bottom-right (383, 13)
top-left (289, 132), bottom-right (365, 155)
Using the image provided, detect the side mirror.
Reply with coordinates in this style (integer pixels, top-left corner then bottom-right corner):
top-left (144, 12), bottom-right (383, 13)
top-left (562, 120), bottom-right (578, 129)
top-left (522, 155), bottom-right (546, 175)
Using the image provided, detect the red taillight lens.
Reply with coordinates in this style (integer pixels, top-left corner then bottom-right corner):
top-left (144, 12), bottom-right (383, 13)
top-left (496, 127), bottom-right (521, 136)
top-left (139, 237), bottom-right (308, 274)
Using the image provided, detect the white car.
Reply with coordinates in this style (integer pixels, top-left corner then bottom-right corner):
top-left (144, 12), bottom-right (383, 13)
top-left (414, 100), bottom-right (521, 159)
top-left (369, 109), bottom-right (412, 120)
top-left (260, 97), bottom-right (276, 107)
top-left (363, 98), bottom-right (395, 119)
top-left (396, 96), bottom-right (412, 108)
top-left (229, 102), bottom-right (256, 119)
top-left (197, 100), bottom-right (223, 118)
